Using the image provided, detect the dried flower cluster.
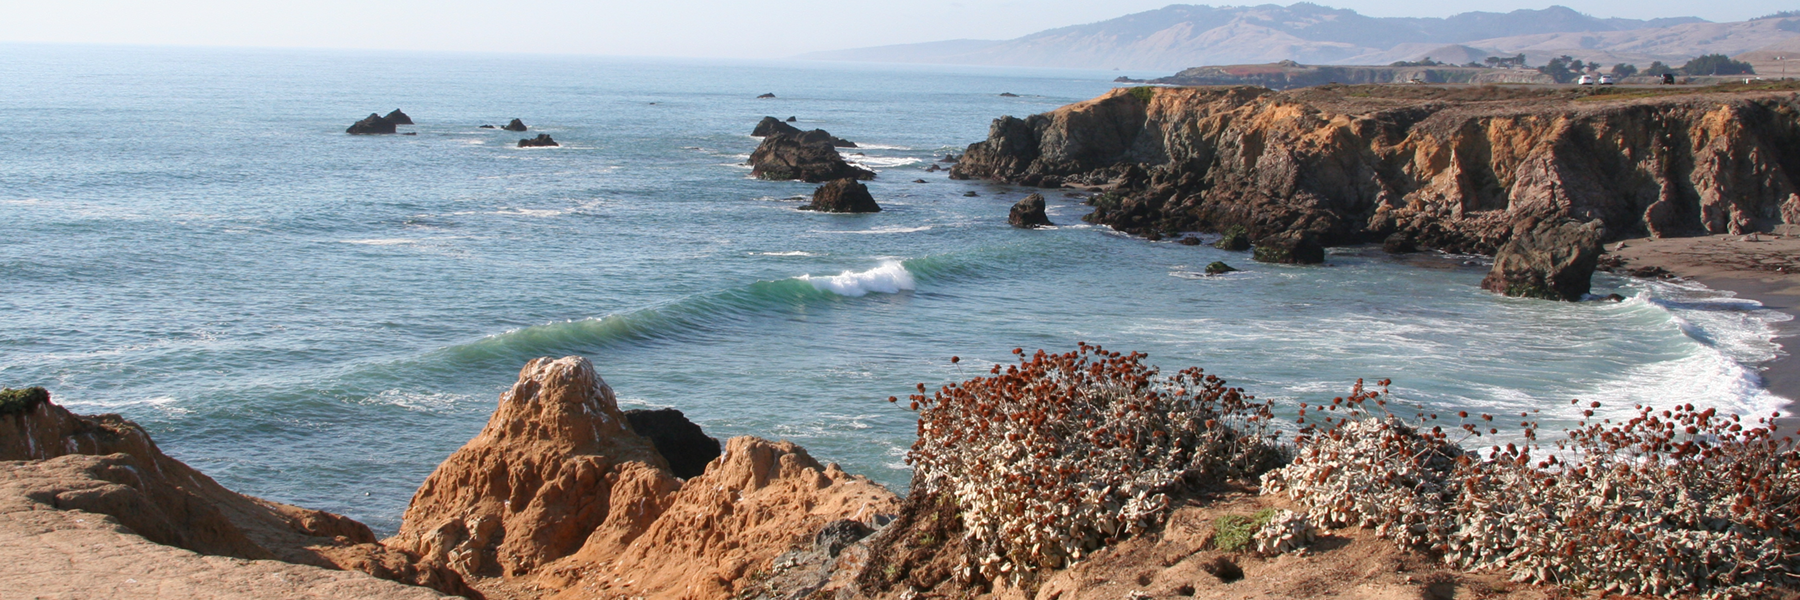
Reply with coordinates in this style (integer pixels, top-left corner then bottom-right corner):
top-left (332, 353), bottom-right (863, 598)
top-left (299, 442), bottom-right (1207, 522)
top-left (896, 345), bottom-right (1286, 585)
top-left (1263, 382), bottom-right (1800, 599)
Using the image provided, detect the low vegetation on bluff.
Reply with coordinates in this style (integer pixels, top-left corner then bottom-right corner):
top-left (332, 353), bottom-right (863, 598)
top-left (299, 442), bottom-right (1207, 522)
top-left (869, 347), bottom-right (1798, 599)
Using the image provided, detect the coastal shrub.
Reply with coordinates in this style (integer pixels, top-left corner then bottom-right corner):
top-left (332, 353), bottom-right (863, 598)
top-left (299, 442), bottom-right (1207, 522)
top-left (1210, 508), bottom-right (1276, 552)
top-left (1128, 86), bottom-right (1156, 104)
top-left (896, 345), bottom-right (1287, 586)
top-left (1263, 383), bottom-right (1800, 599)
top-left (0, 387), bottom-right (49, 416)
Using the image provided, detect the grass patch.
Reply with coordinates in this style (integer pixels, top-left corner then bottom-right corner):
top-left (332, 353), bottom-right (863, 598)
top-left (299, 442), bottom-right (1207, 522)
top-left (1212, 508), bottom-right (1278, 552)
top-left (1128, 86), bottom-right (1156, 103)
top-left (0, 387), bottom-right (48, 417)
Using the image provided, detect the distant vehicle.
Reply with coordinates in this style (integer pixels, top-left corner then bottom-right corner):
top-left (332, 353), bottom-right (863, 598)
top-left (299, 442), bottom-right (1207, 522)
top-left (1578, 74), bottom-right (1597, 85)
top-left (1599, 75), bottom-right (1615, 85)
top-left (1662, 73), bottom-right (1677, 84)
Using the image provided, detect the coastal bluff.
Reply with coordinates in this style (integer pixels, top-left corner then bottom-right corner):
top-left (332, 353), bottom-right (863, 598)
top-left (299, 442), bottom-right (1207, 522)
top-left (951, 83), bottom-right (1800, 298)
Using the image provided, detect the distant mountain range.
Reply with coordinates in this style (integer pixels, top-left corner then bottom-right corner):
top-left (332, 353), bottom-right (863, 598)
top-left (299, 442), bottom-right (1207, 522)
top-left (796, 4), bottom-right (1800, 71)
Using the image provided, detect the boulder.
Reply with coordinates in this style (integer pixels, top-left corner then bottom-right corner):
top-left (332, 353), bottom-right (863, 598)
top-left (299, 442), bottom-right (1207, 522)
top-left (752, 116), bottom-right (802, 137)
top-left (383, 109), bottom-right (413, 125)
top-left (1008, 193), bottom-right (1053, 228)
top-left (747, 133), bottom-right (875, 183)
top-left (1177, 235), bottom-right (1202, 245)
top-left (757, 93), bottom-right (776, 98)
top-left (623, 408), bottom-right (721, 480)
top-left (785, 116), bottom-right (797, 122)
top-left (501, 118), bottom-right (527, 132)
top-left (517, 134), bottom-right (558, 147)
top-left (1213, 225), bottom-right (1251, 251)
top-left (1480, 220), bottom-right (1605, 301)
top-left (912, 179), bottom-right (927, 183)
top-left (1382, 232), bottom-right (1418, 254)
top-left (803, 179), bottom-right (881, 213)
top-left (346, 113), bottom-right (396, 134)
top-left (963, 191), bottom-right (979, 197)
top-left (1205, 261), bottom-right (1238, 275)
top-left (1252, 231), bottom-right (1325, 264)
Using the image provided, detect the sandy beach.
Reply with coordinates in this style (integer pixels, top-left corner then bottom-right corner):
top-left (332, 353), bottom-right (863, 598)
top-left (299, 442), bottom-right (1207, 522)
top-left (1610, 233), bottom-right (1800, 426)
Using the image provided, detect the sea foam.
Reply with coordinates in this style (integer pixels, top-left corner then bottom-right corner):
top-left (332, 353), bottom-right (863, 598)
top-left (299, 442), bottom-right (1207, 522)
top-left (799, 261), bottom-right (916, 297)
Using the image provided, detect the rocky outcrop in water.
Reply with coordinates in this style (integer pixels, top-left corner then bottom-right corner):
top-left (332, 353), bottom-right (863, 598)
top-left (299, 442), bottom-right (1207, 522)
top-left (749, 133), bottom-right (876, 182)
top-left (623, 408), bottom-right (720, 479)
top-left (1008, 193), bottom-right (1053, 228)
top-left (754, 116), bottom-right (802, 137)
top-left (517, 134), bottom-right (558, 147)
top-left (347, 113), bottom-right (399, 134)
top-left (805, 179), bottom-right (881, 213)
top-left (1481, 219), bottom-right (1606, 300)
top-left (951, 84), bottom-right (1800, 297)
top-left (0, 388), bottom-right (473, 598)
top-left (501, 119), bottom-right (527, 132)
top-left (384, 109), bottom-right (414, 125)
top-left (1253, 230), bottom-right (1326, 264)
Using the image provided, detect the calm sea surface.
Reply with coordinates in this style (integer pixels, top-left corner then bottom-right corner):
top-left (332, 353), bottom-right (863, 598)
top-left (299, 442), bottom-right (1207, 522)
top-left (1, 44), bottom-right (1789, 533)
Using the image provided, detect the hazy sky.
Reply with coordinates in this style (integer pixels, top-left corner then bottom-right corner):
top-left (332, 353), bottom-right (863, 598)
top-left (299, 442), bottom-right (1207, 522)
top-left (0, 1), bottom-right (1790, 58)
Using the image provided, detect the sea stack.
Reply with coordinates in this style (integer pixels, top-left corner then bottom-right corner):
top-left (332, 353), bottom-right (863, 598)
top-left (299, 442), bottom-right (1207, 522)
top-left (517, 134), bottom-right (558, 147)
top-left (501, 118), bottom-right (527, 132)
top-left (1008, 193), bottom-right (1053, 228)
top-left (383, 109), bottom-right (413, 125)
top-left (748, 133), bottom-right (875, 183)
top-left (752, 116), bottom-right (802, 137)
top-left (803, 178), bottom-right (880, 213)
top-left (346, 113), bottom-right (397, 134)
top-left (1480, 220), bottom-right (1605, 301)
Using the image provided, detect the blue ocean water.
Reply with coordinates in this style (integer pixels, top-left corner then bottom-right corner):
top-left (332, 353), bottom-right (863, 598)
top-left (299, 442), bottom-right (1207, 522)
top-left (0, 43), bottom-right (1790, 534)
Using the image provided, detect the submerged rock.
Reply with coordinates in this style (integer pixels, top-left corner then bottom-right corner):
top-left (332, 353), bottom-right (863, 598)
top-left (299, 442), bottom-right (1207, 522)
top-left (517, 134), bottom-right (558, 147)
top-left (1205, 261), bottom-right (1238, 275)
top-left (383, 109), bottom-right (413, 125)
top-left (999, 92), bottom-right (1020, 97)
top-left (1383, 232), bottom-right (1419, 254)
top-left (1177, 235), bottom-right (1202, 245)
top-left (624, 408), bottom-right (721, 480)
top-left (804, 178), bottom-right (881, 213)
top-left (757, 93), bottom-right (776, 98)
top-left (1252, 230), bottom-right (1325, 264)
top-left (748, 133), bottom-right (875, 182)
top-left (346, 113), bottom-right (397, 134)
top-left (501, 118), bottom-right (528, 132)
top-left (1213, 225), bottom-right (1251, 251)
top-left (1008, 193), bottom-right (1053, 228)
top-left (478, 124), bottom-right (497, 129)
top-left (1480, 220), bottom-right (1605, 301)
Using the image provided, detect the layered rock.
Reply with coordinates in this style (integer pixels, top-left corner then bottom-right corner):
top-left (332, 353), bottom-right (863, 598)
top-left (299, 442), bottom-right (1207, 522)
top-left (1008, 193), bottom-right (1053, 228)
top-left (748, 133), bottom-right (876, 183)
top-left (347, 113), bottom-right (398, 134)
top-left (501, 119), bottom-right (527, 132)
top-left (804, 179), bottom-right (881, 213)
top-left (1481, 219), bottom-right (1606, 300)
top-left (0, 389), bottom-right (472, 598)
top-left (950, 84), bottom-right (1800, 291)
top-left (385, 109), bottom-right (414, 125)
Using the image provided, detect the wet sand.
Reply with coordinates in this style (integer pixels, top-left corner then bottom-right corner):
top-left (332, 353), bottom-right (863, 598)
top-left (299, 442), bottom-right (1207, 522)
top-left (1610, 234), bottom-right (1799, 429)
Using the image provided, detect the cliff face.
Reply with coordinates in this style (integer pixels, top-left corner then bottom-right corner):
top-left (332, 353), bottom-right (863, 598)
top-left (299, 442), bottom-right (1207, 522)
top-left (951, 84), bottom-right (1800, 255)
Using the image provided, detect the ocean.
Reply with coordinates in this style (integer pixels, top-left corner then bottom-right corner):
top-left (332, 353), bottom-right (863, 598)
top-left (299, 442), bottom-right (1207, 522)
top-left (0, 43), bottom-right (1790, 534)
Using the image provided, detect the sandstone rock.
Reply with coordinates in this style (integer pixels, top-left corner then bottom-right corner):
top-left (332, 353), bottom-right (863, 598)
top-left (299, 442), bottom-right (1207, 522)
top-left (1214, 225), bottom-right (1251, 251)
top-left (748, 133), bottom-right (875, 183)
top-left (384, 109), bottom-right (414, 125)
top-left (0, 391), bottom-right (475, 598)
top-left (623, 408), bottom-right (721, 479)
top-left (501, 119), bottom-right (527, 132)
top-left (1206, 261), bottom-right (1238, 275)
top-left (804, 179), bottom-right (881, 213)
top-left (387, 357), bottom-right (676, 579)
top-left (517, 134), bottom-right (558, 148)
top-left (1253, 231), bottom-right (1326, 264)
top-left (753, 116), bottom-right (802, 137)
top-left (347, 113), bottom-right (397, 134)
top-left (1008, 193), bottom-right (1053, 228)
top-left (1480, 220), bottom-right (1605, 301)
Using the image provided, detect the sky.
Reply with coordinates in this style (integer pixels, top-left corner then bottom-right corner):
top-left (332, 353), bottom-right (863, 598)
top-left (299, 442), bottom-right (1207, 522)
top-left (0, 1), bottom-right (1791, 59)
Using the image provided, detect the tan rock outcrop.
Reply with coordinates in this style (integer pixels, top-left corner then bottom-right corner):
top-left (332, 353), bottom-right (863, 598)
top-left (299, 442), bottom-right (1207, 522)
top-left (387, 356), bottom-right (677, 579)
top-left (0, 391), bottom-right (474, 598)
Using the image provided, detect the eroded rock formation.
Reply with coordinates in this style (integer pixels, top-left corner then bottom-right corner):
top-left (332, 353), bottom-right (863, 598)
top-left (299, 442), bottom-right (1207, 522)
top-left (748, 133), bottom-right (876, 183)
top-left (753, 116), bottom-right (802, 137)
top-left (623, 408), bottom-right (720, 479)
top-left (804, 178), bottom-right (881, 213)
top-left (517, 134), bottom-right (558, 148)
top-left (0, 389), bottom-right (473, 598)
top-left (385, 109), bottom-right (414, 125)
top-left (1008, 193), bottom-right (1053, 228)
top-left (950, 84), bottom-right (1800, 297)
top-left (348, 113), bottom-right (399, 134)
top-left (1481, 219), bottom-right (1606, 300)
top-left (501, 119), bottom-right (527, 132)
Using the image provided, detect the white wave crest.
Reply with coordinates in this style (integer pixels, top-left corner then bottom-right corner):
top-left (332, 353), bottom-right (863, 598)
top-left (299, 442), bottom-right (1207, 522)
top-left (341, 238), bottom-right (418, 246)
top-left (752, 251), bottom-right (821, 257)
top-left (812, 226), bottom-right (931, 235)
top-left (849, 156), bottom-right (920, 168)
top-left (799, 261), bottom-right (916, 297)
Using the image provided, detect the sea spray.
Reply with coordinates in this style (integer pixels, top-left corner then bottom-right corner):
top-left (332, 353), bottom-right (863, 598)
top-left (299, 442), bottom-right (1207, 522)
top-left (800, 261), bottom-right (916, 297)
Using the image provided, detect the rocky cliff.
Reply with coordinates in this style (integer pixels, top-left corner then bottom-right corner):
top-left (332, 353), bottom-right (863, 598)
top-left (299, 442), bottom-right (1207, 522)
top-left (951, 83), bottom-right (1800, 258)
